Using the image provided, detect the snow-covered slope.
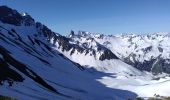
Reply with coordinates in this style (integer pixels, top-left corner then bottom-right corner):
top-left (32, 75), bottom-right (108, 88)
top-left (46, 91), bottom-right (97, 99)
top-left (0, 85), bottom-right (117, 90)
top-left (53, 31), bottom-right (170, 98)
top-left (1, 6), bottom-right (170, 100)
top-left (52, 31), bottom-right (142, 76)
top-left (66, 31), bottom-right (170, 74)
top-left (0, 6), bottom-right (140, 100)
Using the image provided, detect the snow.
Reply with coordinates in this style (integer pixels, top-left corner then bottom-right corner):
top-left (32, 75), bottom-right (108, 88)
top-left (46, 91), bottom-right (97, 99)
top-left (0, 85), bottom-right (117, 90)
top-left (0, 23), bottom-right (138, 100)
top-left (98, 72), bottom-right (170, 97)
top-left (56, 31), bottom-right (170, 98)
top-left (22, 12), bottom-right (27, 16)
top-left (68, 31), bottom-right (170, 63)
top-left (1, 10), bottom-right (170, 99)
top-left (61, 31), bottom-right (170, 98)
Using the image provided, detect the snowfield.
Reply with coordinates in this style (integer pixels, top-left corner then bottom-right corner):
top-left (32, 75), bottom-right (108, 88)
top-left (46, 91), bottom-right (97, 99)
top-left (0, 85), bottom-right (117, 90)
top-left (55, 32), bottom-right (170, 98)
top-left (58, 31), bottom-right (170, 98)
top-left (98, 73), bottom-right (170, 97)
top-left (1, 6), bottom-right (170, 100)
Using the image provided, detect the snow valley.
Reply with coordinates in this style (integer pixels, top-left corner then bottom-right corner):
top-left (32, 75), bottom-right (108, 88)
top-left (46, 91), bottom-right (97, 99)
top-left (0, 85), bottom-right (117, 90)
top-left (0, 6), bottom-right (170, 100)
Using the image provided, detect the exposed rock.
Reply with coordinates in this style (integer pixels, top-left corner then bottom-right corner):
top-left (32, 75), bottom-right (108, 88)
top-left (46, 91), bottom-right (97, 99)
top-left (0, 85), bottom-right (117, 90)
top-left (0, 6), bottom-right (22, 25)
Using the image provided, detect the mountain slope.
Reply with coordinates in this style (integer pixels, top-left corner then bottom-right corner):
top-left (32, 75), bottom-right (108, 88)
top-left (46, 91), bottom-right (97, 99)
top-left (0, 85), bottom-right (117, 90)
top-left (57, 31), bottom-right (170, 97)
top-left (52, 31), bottom-right (142, 76)
top-left (66, 31), bottom-right (170, 74)
top-left (0, 6), bottom-right (139, 100)
top-left (1, 6), bottom-right (170, 100)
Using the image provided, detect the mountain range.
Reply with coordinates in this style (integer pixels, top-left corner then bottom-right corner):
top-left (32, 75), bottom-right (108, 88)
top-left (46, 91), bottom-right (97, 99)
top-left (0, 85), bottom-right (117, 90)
top-left (1, 6), bottom-right (170, 100)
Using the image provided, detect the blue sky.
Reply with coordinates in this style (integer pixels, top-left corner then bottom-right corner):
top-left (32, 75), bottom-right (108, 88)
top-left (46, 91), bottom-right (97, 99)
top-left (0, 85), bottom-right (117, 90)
top-left (1, 0), bottom-right (170, 35)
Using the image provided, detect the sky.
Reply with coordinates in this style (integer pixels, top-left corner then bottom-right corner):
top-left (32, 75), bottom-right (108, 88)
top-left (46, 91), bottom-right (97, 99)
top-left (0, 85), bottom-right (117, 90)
top-left (0, 0), bottom-right (170, 35)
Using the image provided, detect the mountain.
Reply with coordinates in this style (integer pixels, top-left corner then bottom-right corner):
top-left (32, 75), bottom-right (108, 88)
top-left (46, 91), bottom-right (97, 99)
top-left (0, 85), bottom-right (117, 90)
top-left (1, 6), bottom-right (170, 100)
top-left (55, 31), bottom-right (170, 98)
top-left (53, 31), bottom-right (142, 75)
top-left (0, 6), bottom-right (140, 100)
top-left (65, 31), bottom-right (170, 74)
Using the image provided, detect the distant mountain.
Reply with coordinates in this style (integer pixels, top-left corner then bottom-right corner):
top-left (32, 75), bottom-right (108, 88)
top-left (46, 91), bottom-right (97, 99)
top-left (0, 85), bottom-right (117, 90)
top-left (63, 31), bottom-right (170, 74)
top-left (1, 6), bottom-right (170, 100)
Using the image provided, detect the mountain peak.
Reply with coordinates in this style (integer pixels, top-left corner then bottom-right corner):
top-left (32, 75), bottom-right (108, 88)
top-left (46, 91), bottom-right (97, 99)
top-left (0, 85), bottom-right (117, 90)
top-left (0, 6), bottom-right (36, 26)
top-left (0, 5), bottom-right (22, 26)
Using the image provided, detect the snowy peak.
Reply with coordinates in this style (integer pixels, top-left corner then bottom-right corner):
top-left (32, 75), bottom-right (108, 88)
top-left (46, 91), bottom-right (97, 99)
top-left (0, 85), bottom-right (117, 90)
top-left (66, 30), bottom-right (170, 74)
top-left (71, 32), bottom-right (170, 74)
top-left (65, 30), bottom-right (119, 61)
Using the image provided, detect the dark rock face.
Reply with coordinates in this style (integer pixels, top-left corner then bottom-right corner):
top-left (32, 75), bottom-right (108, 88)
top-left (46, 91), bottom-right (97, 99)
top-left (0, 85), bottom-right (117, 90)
top-left (70, 30), bottom-right (74, 36)
top-left (124, 58), bottom-right (155, 72)
top-left (0, 57), bottom-right (24, 86)
top-left (0, 6), bottom-right (23, 25)
top-left (99, 49), bottom-right (119, 61)
top-left (123, 56), bottom-right (170, 74)
top-left (158, 47), bottom-right (163, 52)
top-left (56, 35), bottom-right (95, 57)
top-left (142, 46), bottom-right (152, 54)
top-left (162, 59), bottom-right (170, 73)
